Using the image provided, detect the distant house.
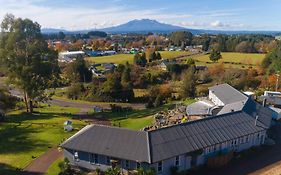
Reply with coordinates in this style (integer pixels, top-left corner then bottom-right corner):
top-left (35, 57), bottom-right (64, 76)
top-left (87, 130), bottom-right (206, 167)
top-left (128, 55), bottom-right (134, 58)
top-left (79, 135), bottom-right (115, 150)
top-left (260, 91), bottom-right (281, 106)
top-left (64, 121), bottom-right (73, 132)
top-left (93, 106), bottom-right (103, 113)
top-left (102, 50), bottom-right (117, 56)
top-left (159, 60), bottom-right (176, 71)
top-left (59, 51), bottom-right (85, 62)
top-left (90, 63), bottom-right (116, 77)
top-left (61, 84), bottom-right (273, 175)
top-left (195, 66), bottom-right (208, 71)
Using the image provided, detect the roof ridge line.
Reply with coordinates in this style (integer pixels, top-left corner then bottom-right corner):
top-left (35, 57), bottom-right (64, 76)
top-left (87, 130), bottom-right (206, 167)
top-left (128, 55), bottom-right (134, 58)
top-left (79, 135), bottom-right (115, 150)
top-left (61, 124), bottom-right (93, 146)
top-left (148, 110), bottom-right (244, 133)
top-left (146, 132), bottom-right (152, 163)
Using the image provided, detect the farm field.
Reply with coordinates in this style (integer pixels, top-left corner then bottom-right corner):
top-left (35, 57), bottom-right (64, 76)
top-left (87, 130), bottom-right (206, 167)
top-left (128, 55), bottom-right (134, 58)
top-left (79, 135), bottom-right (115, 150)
top-left (0, 105), bottom-right (87, 175)
top-left (85, 51), bottom-right (191, 64)
top-left (190, 52), bottom-right (265, 68)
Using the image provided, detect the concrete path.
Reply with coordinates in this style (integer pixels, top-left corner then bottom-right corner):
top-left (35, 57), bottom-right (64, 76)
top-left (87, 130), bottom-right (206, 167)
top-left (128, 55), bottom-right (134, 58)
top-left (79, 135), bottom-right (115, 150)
top-left (22, 147), bottom-right (62, 175)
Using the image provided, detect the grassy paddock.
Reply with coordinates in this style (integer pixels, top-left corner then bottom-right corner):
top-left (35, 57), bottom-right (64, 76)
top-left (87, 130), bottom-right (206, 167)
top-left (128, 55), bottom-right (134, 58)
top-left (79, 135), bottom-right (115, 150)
top-left (85, 51), bottom-right (190, 64)
top-left (108, 100), bottom-right (195, 130)
top-left (191, 52), bottom-right (265, 66)
top-left (0, 104), bottom-right (86, 174)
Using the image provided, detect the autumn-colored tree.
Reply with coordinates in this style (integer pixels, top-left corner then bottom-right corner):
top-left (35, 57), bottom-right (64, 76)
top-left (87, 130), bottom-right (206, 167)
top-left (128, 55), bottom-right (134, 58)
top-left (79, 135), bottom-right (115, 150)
top-left (268, 74), bottom-right (277, 88)
top-left (209, 63), bottom-right (225, 76)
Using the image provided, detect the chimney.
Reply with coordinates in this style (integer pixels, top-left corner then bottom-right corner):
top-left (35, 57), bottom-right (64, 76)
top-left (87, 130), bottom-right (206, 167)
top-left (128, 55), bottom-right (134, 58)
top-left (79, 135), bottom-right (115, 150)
top-left (262, 98), bottom-right (267, 107)
top-left (255, 115), bottom-right (259, 126)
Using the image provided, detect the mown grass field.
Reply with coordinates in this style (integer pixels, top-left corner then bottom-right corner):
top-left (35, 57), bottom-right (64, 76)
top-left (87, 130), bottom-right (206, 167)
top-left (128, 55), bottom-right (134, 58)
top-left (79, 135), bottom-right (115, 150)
top-left (108, 99), bottom-right (195, 130)
top-left (0, 105), bottom-right (87, 175)
top-left (46, 157), bottom-right (64, 175)
top-left (190, 52), bottom-right (265, 68)
top-left (85, 51), bottom-right (191, 64)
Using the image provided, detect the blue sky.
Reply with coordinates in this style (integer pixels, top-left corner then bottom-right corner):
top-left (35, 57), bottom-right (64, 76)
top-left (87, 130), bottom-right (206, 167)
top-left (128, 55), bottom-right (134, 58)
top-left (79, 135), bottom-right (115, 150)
top-left (0, 0), bottom-right (280, 31)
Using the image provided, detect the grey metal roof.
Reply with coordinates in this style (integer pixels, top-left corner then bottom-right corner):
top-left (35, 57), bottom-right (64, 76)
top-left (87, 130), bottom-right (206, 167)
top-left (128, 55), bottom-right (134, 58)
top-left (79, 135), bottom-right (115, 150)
top-left (217, 100), bottom-right (247, 115)
top-left (209, 84), bottom-right (248, 105)
top-left (61, 125), bottom-right (150, 163)
top-left (149, 111), bottom-right (267, 163)
top-left (61, 109), bottom-right (269, 164)
top-left (242, 98), bottom-right (272, 128)
top-left (61, 85), bottom-right (272, 164)
top-left (186, 100), bottom-right (215, 116)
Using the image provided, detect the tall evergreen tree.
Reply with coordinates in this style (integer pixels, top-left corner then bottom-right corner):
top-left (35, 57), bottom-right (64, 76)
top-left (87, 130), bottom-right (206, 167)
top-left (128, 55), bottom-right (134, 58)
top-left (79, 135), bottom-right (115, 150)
top-left (182, 68), bottom-right (196, 98)
top-left (0, 14), bottom-right (60, 112)
top-left (209, 49), bottom-right (222, 62)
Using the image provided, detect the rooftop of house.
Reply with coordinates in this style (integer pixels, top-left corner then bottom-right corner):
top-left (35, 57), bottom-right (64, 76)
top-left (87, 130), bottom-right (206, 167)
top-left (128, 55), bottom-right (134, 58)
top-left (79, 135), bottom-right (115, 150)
top-left (209, 83), bottom-right (248, 105)
top-left (61, 93), bottom-right (273, 164)
top-left (186, 100), bottom-right (216, 116)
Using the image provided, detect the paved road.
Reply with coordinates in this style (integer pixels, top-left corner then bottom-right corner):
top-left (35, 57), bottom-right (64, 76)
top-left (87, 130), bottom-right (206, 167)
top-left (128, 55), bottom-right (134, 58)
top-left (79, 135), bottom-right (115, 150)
top-left (8, 88), bottom-right (146, 113)
top-left (201, 123), bottom-right (281, 175)
top-left (49, 98), bottom-right (145, 111)
top-left (22, 147), bottom-right (62, 175)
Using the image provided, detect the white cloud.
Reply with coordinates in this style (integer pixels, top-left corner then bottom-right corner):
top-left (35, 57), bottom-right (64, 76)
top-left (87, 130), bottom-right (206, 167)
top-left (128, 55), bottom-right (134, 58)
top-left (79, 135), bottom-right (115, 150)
top-left (210, 20), bottom-right (228, 28)
top-left (0, 0), bottom-right (256, 30)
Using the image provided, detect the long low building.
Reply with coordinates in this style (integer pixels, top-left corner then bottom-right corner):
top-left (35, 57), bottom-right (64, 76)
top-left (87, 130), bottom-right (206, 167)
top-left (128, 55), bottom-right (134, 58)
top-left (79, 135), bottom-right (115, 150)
top-left (58, 51), bottom-right (85, 62)
top-left (61, 84), bottom-right (273, 175)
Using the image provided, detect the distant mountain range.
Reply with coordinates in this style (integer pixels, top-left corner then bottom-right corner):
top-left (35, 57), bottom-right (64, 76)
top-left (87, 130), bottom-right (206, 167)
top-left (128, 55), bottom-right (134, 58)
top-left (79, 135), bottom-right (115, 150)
top-left (41, 19), bottom-right (281, 36)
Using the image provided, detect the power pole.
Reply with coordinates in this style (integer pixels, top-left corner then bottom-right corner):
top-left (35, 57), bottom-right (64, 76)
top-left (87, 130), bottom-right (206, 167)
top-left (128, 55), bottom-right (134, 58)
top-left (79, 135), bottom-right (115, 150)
top-left (276, 73), bottom-right (280, 92)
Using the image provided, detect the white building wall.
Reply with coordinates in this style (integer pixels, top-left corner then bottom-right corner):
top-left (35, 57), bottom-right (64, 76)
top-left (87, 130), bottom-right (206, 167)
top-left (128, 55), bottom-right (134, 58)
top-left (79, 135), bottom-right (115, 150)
top-left (209, 90), bottom-right (225, 106)
top-left (151, 154), bottom-right (192, 175)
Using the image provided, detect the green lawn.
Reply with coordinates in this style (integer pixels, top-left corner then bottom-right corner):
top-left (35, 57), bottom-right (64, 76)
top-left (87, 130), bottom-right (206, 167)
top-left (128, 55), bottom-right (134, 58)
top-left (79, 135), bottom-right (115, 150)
top-left (113, 116), bottom-right (155, 130)
top-left (109, 100), bottom-right (195, 130)
top-left (46, 157), bottom-right (64, 175)
top-left (191, 52), bottom-right (265, 68)
top-left (160, 51), bottom-right (191, 59)
top-left (85, 54), bottom-right (134, 64)
top-left (85, 51), bottom-right (191, 64)
top-left (0, 104), bottom-right (87, 175)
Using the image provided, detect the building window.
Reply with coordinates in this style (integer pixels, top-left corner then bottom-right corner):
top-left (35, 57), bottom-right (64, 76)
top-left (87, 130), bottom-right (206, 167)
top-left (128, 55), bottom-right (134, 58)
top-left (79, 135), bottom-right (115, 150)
top-left (157, 161), bottom-right (163, 173)
top-left (90, 154), bottom-right (99, 164)
top-left (106, 156), bottom-right (111, 165)
top-left (205, 147), bottom-right (210, 154)
top-left (125, 160), bottom-right (130, 168)
top-left (74, 151), bottom-right (79, 162)
top-left (136, 162), bottom-right (141, 169)
top-left (175, 156), bottom-right (180, 166)
top-left (94, 154), bottom-right (98, 164)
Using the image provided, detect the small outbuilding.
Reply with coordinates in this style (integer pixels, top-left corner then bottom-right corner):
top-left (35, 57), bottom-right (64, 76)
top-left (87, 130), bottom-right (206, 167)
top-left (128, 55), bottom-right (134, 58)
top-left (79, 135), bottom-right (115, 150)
top-left (64, 120), bottom-right (73, 132)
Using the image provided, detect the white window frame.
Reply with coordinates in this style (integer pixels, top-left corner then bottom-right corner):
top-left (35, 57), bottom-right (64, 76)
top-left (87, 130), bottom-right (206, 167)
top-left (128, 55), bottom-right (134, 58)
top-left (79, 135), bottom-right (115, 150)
top-left (74, 151), bottom-right (79, 162)
top-left (90, 154), bottom-right (99, 164)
